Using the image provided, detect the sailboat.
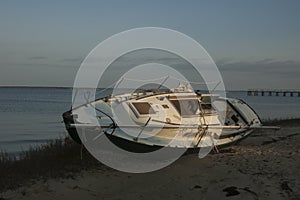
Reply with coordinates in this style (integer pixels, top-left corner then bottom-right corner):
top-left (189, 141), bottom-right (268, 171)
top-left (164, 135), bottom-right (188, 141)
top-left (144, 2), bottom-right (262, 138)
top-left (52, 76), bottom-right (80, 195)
top-left (63, 81), bottom-right (278, 153)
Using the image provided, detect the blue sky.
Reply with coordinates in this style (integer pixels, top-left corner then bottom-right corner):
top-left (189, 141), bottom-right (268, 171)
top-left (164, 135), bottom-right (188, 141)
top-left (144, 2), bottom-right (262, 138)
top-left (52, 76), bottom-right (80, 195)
top-left (0, 0), bottom-right (299, 89)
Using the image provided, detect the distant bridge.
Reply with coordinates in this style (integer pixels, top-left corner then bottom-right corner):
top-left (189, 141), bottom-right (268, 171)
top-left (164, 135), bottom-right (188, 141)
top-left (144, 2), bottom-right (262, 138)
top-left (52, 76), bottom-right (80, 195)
top-left (247, 89), bottom-right (300, 97)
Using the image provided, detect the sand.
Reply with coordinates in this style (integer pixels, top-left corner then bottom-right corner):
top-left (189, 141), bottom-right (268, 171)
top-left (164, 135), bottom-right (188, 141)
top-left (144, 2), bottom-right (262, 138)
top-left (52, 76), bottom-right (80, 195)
top-left (2, 120), bottom-right (300, 200)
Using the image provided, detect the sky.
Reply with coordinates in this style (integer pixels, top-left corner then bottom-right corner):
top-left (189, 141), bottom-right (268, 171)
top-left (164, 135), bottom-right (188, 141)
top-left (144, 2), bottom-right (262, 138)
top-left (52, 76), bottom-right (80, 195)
top-left (0, 0), bottom-right (299, 90)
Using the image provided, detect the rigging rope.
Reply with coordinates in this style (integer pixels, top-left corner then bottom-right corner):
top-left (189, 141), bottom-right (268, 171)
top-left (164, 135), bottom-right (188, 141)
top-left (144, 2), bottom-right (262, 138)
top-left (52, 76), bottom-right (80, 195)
top-left (93, 75), bottom-right (221, 98)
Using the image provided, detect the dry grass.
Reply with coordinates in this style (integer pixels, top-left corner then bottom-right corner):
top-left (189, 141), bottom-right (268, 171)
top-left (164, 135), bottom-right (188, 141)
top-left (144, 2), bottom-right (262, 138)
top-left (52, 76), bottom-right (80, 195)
top-left (0, 138), bottom-right (103, 192)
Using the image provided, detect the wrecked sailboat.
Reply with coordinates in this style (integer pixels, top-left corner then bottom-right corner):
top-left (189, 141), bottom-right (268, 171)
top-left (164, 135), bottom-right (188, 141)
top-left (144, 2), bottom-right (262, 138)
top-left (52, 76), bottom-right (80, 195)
top-left (63, 82), bottom-right (277, 153)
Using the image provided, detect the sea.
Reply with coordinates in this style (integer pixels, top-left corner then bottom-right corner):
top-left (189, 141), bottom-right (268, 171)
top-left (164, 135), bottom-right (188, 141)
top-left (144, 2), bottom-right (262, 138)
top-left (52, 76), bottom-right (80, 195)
top-left (0, 87), bottom-right (299, 155)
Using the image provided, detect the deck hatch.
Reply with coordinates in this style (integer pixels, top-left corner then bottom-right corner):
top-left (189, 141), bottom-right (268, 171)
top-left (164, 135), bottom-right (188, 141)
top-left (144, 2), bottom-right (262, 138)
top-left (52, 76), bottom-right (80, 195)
top-left (132, 102), bottom-right (155, 115)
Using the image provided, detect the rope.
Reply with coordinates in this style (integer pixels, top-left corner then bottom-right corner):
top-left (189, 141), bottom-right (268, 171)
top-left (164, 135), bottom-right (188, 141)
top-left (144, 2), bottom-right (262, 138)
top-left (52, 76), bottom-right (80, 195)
top-left (122, 76), bottom-right (169, 82)
top-left (169, 75), bottom-right (219, 85)
top-left (95, 75), bottom-right (219, 94)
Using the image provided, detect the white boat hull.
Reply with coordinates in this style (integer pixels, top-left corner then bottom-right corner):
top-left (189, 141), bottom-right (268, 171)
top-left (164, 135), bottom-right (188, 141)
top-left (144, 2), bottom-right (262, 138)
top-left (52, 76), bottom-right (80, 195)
top-left (63, 90), bottom-right (262, 151)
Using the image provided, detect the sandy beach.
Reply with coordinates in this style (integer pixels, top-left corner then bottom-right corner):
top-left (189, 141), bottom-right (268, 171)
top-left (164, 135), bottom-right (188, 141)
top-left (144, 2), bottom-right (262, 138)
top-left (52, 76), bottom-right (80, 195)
top-left (2, 119), bottom-right (300, 200)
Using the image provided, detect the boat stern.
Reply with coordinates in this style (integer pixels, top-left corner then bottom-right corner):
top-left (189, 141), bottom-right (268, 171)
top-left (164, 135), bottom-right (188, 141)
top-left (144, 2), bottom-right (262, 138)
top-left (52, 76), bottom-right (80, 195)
top-left (62, 110), bottom-right (82, 144)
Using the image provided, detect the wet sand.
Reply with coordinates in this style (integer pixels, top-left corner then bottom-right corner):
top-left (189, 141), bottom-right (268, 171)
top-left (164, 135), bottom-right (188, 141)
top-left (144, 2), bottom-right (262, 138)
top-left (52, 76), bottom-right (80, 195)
top-left (2, 119), bottom-right (300, 200)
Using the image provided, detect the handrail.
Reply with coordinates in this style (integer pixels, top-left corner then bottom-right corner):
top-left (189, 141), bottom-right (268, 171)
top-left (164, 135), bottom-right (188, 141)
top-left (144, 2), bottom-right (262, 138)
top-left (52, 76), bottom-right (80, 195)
top-left (133, 117), bottom-right (152, 141)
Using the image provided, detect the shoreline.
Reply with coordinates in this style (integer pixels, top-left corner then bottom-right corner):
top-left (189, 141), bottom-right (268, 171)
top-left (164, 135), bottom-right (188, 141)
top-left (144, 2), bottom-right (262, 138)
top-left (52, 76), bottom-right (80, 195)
top-left (1, 118), bottom-right (299, 199)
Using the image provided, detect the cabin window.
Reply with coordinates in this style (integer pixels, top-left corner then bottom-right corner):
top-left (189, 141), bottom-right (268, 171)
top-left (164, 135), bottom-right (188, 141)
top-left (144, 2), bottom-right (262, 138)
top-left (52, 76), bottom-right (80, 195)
top-left (201, 103), bottom-right (212, 110)
top-left (131, 102), bottom-right (155, 115)
top-left (162, 104), bottom-right (169, 109)
top-left (170, 99), bottom-right (199, 116)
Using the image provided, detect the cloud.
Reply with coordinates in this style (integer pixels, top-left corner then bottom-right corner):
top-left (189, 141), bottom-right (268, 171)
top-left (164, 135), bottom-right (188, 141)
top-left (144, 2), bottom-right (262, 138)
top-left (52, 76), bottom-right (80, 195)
top-left (216, 58), bottom-right (300, 90)
top-left (28, 56), bottom-right (48, 60)
top-left (217, 58), bottom-right (299, 74)
top-left (61, 57), bottom-right (83, 63)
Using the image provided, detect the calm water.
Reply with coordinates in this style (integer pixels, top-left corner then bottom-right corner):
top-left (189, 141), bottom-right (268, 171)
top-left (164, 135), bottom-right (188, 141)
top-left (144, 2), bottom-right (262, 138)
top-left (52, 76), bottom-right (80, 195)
top-left (0, 87), bottom-right (299, 154)
top-left (0, 88), bottom-right (71, 155)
